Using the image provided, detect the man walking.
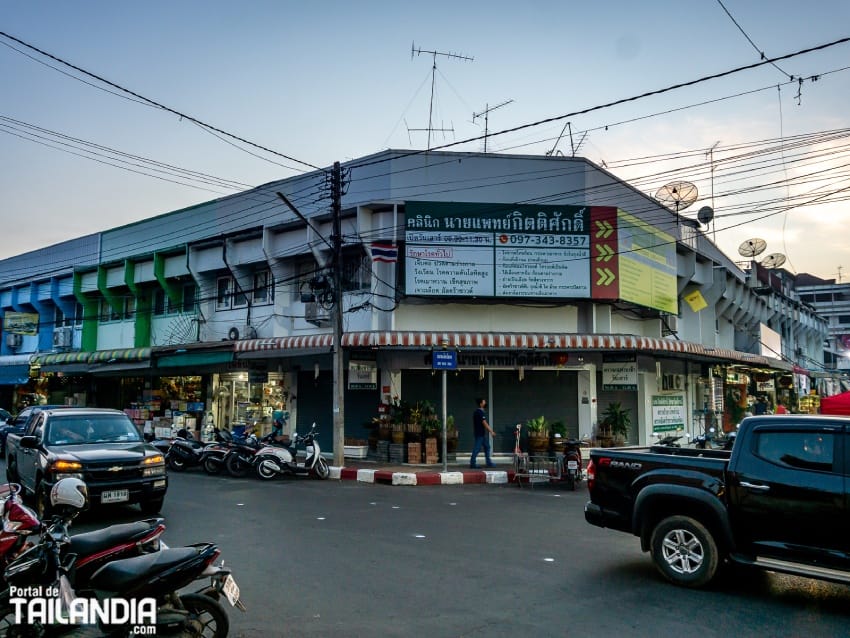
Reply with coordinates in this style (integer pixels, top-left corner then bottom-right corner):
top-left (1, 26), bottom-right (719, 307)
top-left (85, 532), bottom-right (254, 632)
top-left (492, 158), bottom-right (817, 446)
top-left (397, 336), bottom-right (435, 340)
top-left (471, 397), bottom-right (496, 469)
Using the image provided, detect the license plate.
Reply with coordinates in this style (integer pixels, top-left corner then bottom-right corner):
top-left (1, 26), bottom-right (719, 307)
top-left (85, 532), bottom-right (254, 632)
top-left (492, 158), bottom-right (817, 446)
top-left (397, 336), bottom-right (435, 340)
top-left (101, 489), bottom-right (129, 504)
top-left (567, 460), bottom-right (579, 469)
top-left (222, 574), bottom-right (240, 607)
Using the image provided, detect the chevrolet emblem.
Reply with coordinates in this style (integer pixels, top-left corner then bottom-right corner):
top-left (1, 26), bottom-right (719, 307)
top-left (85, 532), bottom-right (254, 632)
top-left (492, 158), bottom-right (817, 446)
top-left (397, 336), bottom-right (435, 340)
top-left (108, 466), bottom-right (122, 472)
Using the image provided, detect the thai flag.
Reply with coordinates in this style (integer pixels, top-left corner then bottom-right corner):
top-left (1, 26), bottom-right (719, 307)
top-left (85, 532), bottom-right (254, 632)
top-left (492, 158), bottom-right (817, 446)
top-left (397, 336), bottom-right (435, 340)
top-left (370, 243), bottom-right (398, 263)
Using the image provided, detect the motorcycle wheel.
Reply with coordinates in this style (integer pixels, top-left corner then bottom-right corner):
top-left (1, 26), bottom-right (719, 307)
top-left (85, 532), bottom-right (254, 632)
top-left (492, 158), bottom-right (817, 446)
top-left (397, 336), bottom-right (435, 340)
top-left (225, 453), bottom-right (250, 478)
top-left (313, 457), bottom-right (330, 480)
top-left (203, 456), bottom-right (222, 475)
top-left (255, 455), bottom-right (278, 481)
top-left (177, 592), bottom-right (230, 638)
top-left (565, 472), bottom-right (576, 491)
top-left (168, 455), bottom-right (187, 471)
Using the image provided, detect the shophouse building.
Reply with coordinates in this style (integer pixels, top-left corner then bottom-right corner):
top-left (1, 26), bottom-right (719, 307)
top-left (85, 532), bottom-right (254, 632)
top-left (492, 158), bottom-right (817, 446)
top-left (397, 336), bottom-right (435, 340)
top-left (0, 151), bottom-right (830, 457)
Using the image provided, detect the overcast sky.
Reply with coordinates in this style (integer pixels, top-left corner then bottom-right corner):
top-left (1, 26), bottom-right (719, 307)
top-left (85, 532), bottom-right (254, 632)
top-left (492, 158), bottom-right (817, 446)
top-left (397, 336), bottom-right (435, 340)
top-left (2, 1), bottom-right (849, 280)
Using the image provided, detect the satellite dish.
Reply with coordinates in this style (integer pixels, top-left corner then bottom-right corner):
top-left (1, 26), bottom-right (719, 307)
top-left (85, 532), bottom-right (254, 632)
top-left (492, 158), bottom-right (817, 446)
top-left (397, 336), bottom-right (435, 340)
top-left (697, 206), bottom-right (714, 225)
top-left (738, 238), bottom-right (767, 258)
top-left (760, 253), bottom-right (787, 269)
top-left (655, 181), bottom-right (698, 212)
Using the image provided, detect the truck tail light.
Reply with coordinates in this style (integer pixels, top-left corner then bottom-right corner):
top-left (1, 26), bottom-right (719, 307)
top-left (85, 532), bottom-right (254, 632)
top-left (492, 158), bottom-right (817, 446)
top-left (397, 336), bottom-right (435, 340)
top-left (586, 459), bottom-right (596, 492)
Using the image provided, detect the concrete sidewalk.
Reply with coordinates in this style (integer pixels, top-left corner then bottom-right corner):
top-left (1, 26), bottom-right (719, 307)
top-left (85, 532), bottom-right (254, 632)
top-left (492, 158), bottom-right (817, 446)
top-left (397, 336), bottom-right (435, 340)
top-left (329, 458), bottom-right (518, 486)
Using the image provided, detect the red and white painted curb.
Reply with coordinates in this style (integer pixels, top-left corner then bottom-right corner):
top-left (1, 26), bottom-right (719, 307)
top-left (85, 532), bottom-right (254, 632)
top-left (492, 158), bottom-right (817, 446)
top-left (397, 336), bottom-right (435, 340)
top-left (330, 466), bottom-right (514, 486)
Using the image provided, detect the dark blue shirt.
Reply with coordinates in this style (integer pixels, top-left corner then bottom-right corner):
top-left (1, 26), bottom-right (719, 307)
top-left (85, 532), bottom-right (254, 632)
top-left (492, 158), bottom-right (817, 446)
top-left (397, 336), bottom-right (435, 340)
top-left (473, 407), bottom-right (487, 437)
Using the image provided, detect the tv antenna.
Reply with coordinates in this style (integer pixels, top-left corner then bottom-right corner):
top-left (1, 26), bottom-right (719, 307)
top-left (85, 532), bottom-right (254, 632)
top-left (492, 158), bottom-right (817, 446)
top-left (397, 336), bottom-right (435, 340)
top-left (473, 99), bottom-right (513, 153)
top-left (737, 238), bottom-right (767, 259)
top-left (654, 181), bottom-right (699, 225)
top-left (547, 121), bottom-right (587, 157)
top-left (411, 42), bottom-right (473, 150)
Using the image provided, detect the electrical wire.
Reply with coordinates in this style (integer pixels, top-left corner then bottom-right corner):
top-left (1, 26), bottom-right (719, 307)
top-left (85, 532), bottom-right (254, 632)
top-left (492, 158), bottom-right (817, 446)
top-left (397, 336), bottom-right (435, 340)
top-left (0, 31), bottom-right (323, 172)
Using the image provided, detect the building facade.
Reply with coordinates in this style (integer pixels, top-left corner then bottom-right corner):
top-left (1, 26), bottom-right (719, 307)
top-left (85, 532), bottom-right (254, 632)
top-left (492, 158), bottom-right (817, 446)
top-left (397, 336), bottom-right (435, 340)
top-left (0, 151), bottom-right (830, 457)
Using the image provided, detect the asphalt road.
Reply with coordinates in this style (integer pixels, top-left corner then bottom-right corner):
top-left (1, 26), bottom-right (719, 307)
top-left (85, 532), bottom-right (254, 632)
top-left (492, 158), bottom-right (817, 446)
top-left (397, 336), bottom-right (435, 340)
top-left (68, 472), bottom-right (850, 638)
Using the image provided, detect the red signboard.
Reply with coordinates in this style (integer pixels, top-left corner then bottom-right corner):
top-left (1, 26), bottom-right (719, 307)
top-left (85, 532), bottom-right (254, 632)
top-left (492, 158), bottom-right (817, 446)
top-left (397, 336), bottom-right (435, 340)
top-left (591, 207), bottom-right (619, 300)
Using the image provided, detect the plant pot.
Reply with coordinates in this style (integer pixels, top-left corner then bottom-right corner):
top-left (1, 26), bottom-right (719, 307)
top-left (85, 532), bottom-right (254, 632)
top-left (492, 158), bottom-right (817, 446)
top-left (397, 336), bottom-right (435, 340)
top-left (392, 430), bottom-right (405, 444)
top-left (527, 432), bottom-right (549, 454)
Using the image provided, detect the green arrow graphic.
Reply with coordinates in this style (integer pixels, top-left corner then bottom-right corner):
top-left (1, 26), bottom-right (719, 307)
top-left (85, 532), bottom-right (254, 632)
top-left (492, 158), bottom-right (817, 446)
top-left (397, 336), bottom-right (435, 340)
top-left (595, 267), bottom-right (616, 286)
top-left (595, 244), bottom-right (614, 262)
top-left (594, 220), bottom-right (614, 239)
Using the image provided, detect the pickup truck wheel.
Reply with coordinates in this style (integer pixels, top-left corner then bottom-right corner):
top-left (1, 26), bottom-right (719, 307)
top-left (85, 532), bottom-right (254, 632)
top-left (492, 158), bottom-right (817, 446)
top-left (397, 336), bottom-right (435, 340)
top-left (6, 459), bottom-right (18, 484)
top-left (650, 515), bottom-right (718, 588)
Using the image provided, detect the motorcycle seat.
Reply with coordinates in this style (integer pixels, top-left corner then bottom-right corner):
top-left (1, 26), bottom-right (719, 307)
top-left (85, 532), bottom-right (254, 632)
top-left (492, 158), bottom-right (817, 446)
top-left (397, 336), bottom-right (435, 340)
top-left (88, 545), bottom-right (201, 592)
top-left (69, 518), bottom-right (165, 557)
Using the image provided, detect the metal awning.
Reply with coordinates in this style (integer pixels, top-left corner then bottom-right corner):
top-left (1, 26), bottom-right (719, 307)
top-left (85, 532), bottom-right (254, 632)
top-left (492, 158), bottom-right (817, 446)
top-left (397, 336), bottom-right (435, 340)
top-left (155, 351), bottom-right (233, 368)
top-left (89, 348), bottom-right (151, 363)
top-left (0, 354), bottom-right (34, 385)
top-left (233, 331), bottom-right (790, 370)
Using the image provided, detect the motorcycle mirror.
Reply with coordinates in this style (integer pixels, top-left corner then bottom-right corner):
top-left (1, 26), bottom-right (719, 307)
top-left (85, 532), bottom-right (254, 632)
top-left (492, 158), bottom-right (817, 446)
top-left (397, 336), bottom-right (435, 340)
top-left (709, 427), bottom-right (716, 433)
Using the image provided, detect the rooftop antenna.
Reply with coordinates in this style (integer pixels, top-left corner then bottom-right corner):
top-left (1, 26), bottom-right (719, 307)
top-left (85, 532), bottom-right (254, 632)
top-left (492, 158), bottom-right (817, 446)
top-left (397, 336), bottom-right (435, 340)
top-left (472, 99), bottom-right (513, 153)
top-left (411, 42), bottom-right (473, 150)
top-left (546, 121), bottom-right (586, 157)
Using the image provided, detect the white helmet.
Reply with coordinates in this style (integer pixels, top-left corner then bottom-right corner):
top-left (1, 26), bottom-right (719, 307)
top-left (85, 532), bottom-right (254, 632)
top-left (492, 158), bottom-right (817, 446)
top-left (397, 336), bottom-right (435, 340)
top-left (50, 478), bottom-right (88, 512)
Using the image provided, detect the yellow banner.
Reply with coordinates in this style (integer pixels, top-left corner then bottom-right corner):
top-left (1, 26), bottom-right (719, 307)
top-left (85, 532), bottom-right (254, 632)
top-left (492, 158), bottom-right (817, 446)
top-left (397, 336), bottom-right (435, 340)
top-left (684, 290), bottom-right (708, 313)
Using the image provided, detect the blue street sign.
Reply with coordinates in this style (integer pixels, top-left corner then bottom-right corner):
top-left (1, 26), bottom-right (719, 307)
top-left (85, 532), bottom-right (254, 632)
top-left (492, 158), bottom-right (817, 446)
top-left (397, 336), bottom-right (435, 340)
top-left (432, 350), bottom-right (457, 370)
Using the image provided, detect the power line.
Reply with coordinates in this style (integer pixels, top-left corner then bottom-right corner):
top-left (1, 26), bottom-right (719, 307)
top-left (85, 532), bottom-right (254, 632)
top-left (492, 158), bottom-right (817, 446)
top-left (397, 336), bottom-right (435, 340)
top-left (716, 0), bottom-right (794, 80)
top-left (0, 31), bottom-right (323, 172)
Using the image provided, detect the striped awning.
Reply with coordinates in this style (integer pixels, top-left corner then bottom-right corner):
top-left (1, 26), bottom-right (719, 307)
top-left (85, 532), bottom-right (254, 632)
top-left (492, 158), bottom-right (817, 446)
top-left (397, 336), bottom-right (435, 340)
top-left (233, 331), bottom-right (791, 370)
top-left (88, 348), bottom-right (151, 363)
top-left (32, 351), bottom-right (92, 366)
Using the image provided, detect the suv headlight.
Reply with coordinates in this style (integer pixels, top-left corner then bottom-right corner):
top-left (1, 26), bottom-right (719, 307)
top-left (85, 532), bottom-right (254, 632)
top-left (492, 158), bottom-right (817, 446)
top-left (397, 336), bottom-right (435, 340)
top-left (142, 455), bottom-right (166, 477)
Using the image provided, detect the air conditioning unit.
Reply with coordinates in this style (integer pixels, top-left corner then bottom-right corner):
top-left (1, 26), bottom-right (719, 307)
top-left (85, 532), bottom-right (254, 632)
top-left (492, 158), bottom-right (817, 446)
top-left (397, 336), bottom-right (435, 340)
top-left (227, 325), bottom-right (258, 341)
top-left (663, 314), bottom-right (679, 335)
top-left (304, 302), bottom-right (331, 327)
top-left (5, 333), bottom-right (22, 349)
top-left (53, 326), bottom-right (73, 349)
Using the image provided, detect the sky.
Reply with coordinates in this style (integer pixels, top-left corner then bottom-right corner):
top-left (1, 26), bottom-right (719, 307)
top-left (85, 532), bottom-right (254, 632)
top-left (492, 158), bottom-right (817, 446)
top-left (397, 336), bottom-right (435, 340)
top-left (2, 1), bottom-right (850, 280)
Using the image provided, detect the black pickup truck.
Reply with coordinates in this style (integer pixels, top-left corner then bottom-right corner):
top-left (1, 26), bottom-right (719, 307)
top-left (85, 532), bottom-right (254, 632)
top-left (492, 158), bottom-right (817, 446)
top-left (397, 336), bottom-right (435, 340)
top-left (6, 407), bottom-right (168, 516)
top-left (585, 415), bottom-right (849, 588)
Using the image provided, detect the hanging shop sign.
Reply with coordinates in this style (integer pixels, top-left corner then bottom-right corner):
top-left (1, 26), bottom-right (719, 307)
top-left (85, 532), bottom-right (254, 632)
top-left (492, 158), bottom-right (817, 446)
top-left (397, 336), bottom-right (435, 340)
top-left (602, 356), bottom-right (638, 391)
top-left (652, 395), bottom-right (685, 432)
top-left (3, 312), bottom-right (38, 335)
top-left (403, 202), bottom-right (677, 314)
top-left (756, 379), bottom-right (775, 393)
top-left (348, 359), bottom-right (377, 390)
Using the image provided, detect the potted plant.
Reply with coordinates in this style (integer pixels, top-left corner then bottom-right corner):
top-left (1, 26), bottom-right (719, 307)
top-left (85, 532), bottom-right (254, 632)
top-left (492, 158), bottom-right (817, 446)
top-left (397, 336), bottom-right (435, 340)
top-left (525, 415), bottom-right (550, 454)
top-left (550, 420), bottom-right (567, 454)
top-left (600, 402), bottom-right (631, 446)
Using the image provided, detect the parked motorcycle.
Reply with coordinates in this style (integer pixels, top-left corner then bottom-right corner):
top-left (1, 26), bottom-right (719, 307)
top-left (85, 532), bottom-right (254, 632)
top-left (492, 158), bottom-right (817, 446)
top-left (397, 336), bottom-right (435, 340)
top-left (0, 482), bottom-right (167, 589)
top-left (221, 429), bottom-right (262, 478)
top-left (0, 478), bottom-right (242, 637)
top-left (167, 428), bottom-right (222, 473)
top-left (253, 423), bottom-right (330, 481)
top-left (651, 432), bottom-right (684, 447)
top-left (561, 439), bottom-right (583, 491)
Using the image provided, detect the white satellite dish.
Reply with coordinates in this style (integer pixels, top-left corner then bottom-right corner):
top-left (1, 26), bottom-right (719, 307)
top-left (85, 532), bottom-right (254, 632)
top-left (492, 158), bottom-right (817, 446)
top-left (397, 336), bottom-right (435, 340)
top-left (738, 238), bottom-right (767, 258)
top-left (655, 181), bottom-right (699, 213)
top-left (760, 253), bottom-right (787, 269)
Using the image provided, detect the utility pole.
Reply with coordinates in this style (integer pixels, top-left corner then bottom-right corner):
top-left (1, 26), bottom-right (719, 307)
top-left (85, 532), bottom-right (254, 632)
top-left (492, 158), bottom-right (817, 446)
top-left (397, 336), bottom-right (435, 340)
top-left (331, 161), bottom-right (345, 467)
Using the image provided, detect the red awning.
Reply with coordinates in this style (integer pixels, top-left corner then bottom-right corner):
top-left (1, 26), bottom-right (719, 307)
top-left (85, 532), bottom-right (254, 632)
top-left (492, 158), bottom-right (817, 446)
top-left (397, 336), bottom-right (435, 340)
top-left (820, 391), bottom-right (850, 416)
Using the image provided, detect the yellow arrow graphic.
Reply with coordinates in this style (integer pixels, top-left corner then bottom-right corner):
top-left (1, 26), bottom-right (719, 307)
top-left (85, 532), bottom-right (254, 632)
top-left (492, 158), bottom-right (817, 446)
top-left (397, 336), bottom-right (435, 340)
top-left (594, 220), bottom-right (614, 239)
top-left (595, 244), bottom-right (614, 262)
top-left (595, 267), bottom-right (616, 286)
